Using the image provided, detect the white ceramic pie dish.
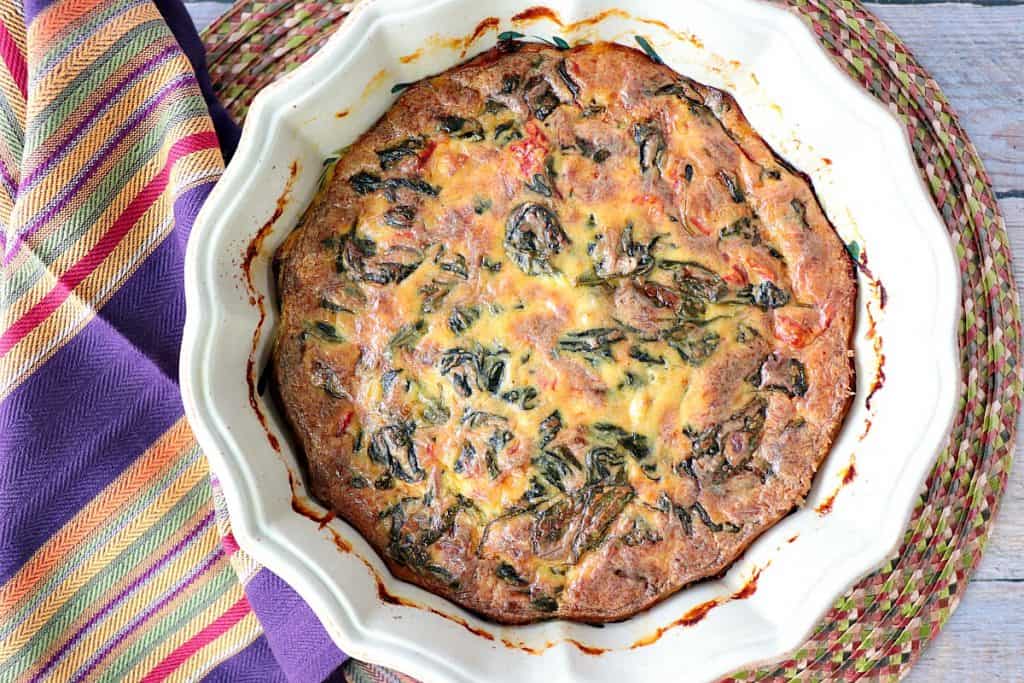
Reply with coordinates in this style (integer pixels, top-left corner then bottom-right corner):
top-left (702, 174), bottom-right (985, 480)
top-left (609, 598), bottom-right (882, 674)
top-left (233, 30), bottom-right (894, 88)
top-left (180, 0), bottom-right (961, 680)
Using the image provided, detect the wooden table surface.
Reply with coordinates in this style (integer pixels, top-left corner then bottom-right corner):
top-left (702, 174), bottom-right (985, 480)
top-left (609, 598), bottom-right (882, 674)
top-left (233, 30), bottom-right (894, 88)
top-left (184, 1), bottom-right (1024, 679)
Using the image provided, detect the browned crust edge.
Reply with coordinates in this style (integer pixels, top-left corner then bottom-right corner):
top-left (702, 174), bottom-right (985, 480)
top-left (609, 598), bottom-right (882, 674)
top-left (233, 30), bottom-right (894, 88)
top-left (270, 41), bottom-right (858, 625)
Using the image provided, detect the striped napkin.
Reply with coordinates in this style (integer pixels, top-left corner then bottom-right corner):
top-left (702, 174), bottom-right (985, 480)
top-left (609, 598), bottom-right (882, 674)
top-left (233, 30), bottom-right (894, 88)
top-left (0, 0), bottom-right (348, 679)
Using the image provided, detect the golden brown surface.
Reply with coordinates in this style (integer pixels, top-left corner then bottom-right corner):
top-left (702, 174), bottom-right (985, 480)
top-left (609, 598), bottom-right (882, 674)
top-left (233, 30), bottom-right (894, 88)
top-left (273, 41), bottom-right (856, 624)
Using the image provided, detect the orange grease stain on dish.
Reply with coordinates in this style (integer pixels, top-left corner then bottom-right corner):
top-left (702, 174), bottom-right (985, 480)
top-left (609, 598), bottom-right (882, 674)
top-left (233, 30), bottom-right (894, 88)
top-left (427, 35), bottom-right (461, 51)
top-left (346, 558), bottom-right (768, 657)
top-left (815, 456), bottom-right (858, 516)
top-left (287, 471), bottom-right (353, 552)
top-left (787, 533), bottom-right (799, 544)
top-left (289, 483), bottom-right (503, 643)
top-left (399, 48), bottom-right (424, 64)
top-left (426, 17), bottom-right (501, 58)
top-left (568, 639), bottom-right (608, 655)
top-left (361, 69), bottom-right (390, 99)
top-left (865, 352), bottom-right (886, 411)
top-left (496, 638), bottom-right (606, 656)
top-left (502, 638), bottom-right (542, 654)
top-left (851, 245), bottom-right (887, 412)
top-left (629, 567), bottom-right (765, 649)
top-left (243, 160), bottom-right (299, 452)
top-left (510, 7), bottom-right (704, 51)
top-left (414, 18), bottom-right (501, 63)
top-left (335, 108), bottom-right (350, 118)
top-left (512, 6), bottom-right (563, 24)
top-left (563, 8), bottom-right (630, 31)
top-left (373, 576), bottom-right (497, 641)
top-left (635, 16), bottom-right (703, 49)
top-left (864, 288), bottom-right (886, 411)
top-left (464, 17), bottom-right (501, 55)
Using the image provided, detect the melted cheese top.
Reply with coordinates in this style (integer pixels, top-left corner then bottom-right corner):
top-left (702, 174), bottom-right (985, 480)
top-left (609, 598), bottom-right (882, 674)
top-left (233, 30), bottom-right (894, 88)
top-left (275, 41), bottom-right (855, 623)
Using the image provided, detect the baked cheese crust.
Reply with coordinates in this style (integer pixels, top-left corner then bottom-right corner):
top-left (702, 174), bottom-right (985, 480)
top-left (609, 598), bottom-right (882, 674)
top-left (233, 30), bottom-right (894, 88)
top-left (273, 41), bottom-right (856, 624)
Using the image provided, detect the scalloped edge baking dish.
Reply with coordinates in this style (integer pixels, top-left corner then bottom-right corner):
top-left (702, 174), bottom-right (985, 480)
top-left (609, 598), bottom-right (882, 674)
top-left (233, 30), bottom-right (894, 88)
top-left (180, 0), bottom-right (960, 680)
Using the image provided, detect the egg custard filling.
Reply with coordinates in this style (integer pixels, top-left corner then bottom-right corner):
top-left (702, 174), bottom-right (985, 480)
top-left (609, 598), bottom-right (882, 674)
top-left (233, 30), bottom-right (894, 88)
top-left (273, 40), bottom-right (856, 623)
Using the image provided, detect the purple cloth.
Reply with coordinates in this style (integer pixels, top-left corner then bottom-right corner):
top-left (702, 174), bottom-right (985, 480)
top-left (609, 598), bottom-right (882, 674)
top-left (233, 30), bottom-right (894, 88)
top-left (155, 0), bottom-right (241, 159)
top-left (0, 224), bottom-right (195, 585)
top-left (245, 570), bottom-right (351, 682)
top-left (156, 2), bottom-right (347, 679)
top-left (206, 636), bottom-right (288, 682)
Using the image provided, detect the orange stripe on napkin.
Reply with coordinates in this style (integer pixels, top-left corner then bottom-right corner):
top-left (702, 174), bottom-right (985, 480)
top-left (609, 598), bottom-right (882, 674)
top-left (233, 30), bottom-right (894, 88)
top-left (0, 130), bottom-right (218, 357)
top-left (0, 418), bottom-right (196, 616)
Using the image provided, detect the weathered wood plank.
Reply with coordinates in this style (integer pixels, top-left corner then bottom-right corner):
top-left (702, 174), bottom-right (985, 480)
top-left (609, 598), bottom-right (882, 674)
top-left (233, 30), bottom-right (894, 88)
top-left (904, 580), bottom-right (1024, 682)
top-left (869, 4), bottom-right (1024, 194)
top-left (185, 1), bottom-right (231, 32)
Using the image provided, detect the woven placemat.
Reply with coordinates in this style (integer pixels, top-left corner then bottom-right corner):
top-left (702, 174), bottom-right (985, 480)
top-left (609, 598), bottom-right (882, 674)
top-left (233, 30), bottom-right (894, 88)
top-left (201, 1), bottom-right (1022, 680)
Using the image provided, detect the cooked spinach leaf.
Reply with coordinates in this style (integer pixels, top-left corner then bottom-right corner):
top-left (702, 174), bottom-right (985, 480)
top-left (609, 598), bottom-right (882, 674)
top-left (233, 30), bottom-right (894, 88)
top-left (663, 324), bottom-right (720, 366)
top-left (524, 76), bottom-right (562, 120)
top-left (790, 198), bottom-right (809, 228)
top-left (719, 170), bottom-right (745, 203)
top-left (531, 596), bottom-right (558, 612)
top-left (454, 441), bottom-right (476, 474)
top-left (383, 204), bottom-right (416, 229)
top-left (658, 260), bottom-right (728, 317)
top-left (480, 256), bottom-right (503, 272)
top-left (376, 137), bottom-right (424, 170)
top-left (496, 562), bottom-right (528, 586)
top-left (473, 197), bottom-right (492, 214)
top-left (388, 319), bottom-right (426, 353)
top-left (499, 386), bottom-right (538, 410)
top-left (632, 120), bottom-right (665, 174)
top-left (494, 120), bottom-right (524, 145)
top-left (448, 305), bottom-right (480, 335)
top-left (735, 281), bottom-right (790, 310)
top-left (622, 517), bottom-right (663, 546)
top-left (485, 429), bottom-right (512, 479)
top-left (557, 327), bottom-right (626, 365)
top-left (628, 345), bottom-right (665, 366)
top-left (306, 320), bottom-right (345, 343)
top-left (533, 445), bottom-right (580, 492)
top-left (336, 231), bottom-right (423, 285)
top-left (538, 410), bottom-right (562, 448)
top-left (368, 421), bottom-right (424, 483)
top-left (556, 59), bottom-right (579, 99)
top-left (504, 203), bottom-right (569, 275)
top-left (435, 247), bottom-right (469, 279)
top-left (438, 345), bottom-right (509, 397)
top-left (524, 172), bottom-right (553, 197)
top-left (419, 279), bottom-right (455, 313)
top-left (349, 171), bottom-right (382, 194)
top-left (438, 115), bottom-right (484, 141)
